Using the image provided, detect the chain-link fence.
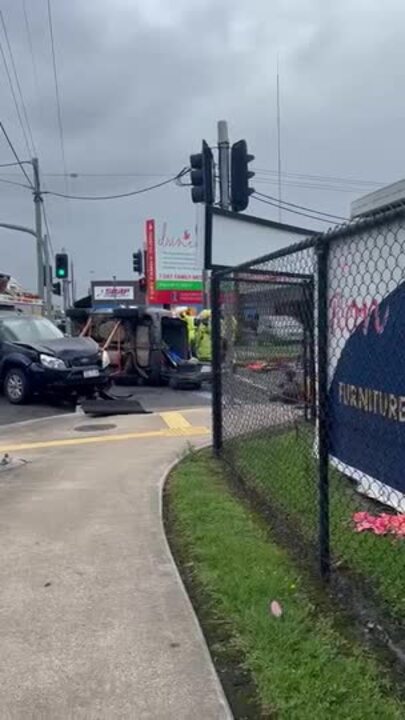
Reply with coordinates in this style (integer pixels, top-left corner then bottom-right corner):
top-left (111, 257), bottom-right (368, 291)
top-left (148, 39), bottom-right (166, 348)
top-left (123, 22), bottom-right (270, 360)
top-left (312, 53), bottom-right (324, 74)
top-left (212, 204), bottom-right (405, 622)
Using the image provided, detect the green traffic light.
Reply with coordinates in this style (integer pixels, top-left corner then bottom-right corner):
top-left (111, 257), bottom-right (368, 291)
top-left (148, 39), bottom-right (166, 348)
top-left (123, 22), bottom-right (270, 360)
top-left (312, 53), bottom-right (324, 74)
top-left (56, 269), bottom-right (66, 278)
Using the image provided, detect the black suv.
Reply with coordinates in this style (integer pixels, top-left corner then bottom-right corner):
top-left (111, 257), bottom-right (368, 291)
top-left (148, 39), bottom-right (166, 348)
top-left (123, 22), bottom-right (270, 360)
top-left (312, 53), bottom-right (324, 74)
top-left (0, 311), bottom-right (110, 404)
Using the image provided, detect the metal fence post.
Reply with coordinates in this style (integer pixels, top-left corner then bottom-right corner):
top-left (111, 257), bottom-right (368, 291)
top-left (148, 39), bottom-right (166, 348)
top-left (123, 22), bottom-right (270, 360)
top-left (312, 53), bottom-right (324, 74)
top-left (303, 328), bottom-right (309, 422)
top-left (307, 279), bottom-right (316, 423)
top-left (211, 273), bottom-right (223, 455)
top-left (317, 239), bottom-right (330, 578)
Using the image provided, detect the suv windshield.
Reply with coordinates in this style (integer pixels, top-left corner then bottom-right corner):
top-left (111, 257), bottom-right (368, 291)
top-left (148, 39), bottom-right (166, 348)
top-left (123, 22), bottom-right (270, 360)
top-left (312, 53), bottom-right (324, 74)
top-left (0, 316), bottom-right (63, 343)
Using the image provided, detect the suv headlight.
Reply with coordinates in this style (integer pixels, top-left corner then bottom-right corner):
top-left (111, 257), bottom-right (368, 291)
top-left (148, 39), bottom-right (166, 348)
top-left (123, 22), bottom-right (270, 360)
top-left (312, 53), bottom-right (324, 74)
top-left (101, 350), bottom-right (110, 369)
top-left (40, 353), bottom-right (66, 370)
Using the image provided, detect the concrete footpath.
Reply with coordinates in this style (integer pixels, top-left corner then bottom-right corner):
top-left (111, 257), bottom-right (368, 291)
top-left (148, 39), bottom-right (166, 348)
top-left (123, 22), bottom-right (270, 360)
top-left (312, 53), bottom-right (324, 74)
top-left (0, 409), bottom-right (232, 719)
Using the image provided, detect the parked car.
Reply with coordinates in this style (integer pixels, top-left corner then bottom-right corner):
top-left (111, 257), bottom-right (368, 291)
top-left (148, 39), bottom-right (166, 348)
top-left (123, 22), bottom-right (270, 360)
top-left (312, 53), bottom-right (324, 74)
top-left (257, 315), bottom-right (304, 344)
top-left (0, 310), bottom-right (110, 404)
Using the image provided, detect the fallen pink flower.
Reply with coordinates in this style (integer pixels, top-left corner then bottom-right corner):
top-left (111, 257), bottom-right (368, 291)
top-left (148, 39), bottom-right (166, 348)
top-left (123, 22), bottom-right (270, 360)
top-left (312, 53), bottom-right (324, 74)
top-left (269, 600), bottom-right (283, 618)
top-left (389, 515), bottom-right (405, 530)
top-left (353, 511), bottom-right (405, 538)
top-left (353, 511), bottom-right (370, 523)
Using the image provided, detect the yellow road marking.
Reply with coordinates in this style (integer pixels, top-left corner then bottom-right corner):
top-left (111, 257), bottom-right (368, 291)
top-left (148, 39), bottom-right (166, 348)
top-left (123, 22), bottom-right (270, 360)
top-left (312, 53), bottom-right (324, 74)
top-left (0, 426), bottom-right (210, 453)
top-left (160, 411), bottom-right (192, 430)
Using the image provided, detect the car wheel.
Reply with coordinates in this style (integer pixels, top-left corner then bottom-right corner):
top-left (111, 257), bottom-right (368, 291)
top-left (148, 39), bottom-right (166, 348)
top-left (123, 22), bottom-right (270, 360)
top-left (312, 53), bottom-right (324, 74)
top-left (4, 368), bottom-right (31, 405)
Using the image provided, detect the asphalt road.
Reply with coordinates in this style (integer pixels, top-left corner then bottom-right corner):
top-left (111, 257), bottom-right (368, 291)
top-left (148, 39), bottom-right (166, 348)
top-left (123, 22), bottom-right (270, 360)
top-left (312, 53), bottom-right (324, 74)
top-left (0, 395), bottom-right (75, 426)
top-left (0, 384), bottom-right (211, 426)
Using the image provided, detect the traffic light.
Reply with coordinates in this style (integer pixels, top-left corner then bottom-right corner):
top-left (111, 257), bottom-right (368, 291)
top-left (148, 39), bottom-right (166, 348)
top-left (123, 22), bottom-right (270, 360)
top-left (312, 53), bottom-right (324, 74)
top-left (52, 281), bottom-right (61, 296)
top-left (190, 140), bottom-right (214, 204)
top-left (55, 253), bottom-right (69, 279)
top-left (231, 139), bottom-right (255, 212)
top-left (132, 250), bottom-right (143, 274)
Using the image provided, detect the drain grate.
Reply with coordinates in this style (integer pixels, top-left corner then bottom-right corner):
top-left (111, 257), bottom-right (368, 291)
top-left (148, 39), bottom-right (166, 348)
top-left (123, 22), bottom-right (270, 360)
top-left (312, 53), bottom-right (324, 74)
top-left (75, 423), bottom-right (116, 432)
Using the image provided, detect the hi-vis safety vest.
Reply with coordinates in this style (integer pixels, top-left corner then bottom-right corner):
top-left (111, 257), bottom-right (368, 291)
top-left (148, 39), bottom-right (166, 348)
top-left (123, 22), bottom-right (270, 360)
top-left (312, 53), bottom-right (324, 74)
top-left (195, 321), bottom-right (212, 362)
top-left (184, 315), bottom-right (196, 343)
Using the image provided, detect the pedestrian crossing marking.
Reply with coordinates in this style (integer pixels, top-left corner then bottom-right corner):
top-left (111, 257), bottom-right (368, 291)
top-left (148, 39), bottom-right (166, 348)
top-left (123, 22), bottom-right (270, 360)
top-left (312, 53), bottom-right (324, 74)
top-left (160, 412), bottom-right (192, 430)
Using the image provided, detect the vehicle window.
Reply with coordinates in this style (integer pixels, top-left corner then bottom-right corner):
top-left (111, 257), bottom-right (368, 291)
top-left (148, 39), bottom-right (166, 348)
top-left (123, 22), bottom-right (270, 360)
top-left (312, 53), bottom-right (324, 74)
top-left (0, 317), bottom-right (64, 343)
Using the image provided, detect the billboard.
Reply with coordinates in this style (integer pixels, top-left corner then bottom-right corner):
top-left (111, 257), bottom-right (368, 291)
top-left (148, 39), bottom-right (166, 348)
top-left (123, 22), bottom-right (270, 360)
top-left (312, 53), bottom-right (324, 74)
top-left (91, 280), bottom-right (145, 306)
top-left (327, 225), bottom-right (405, 510)
top-left (146, 219), bottom-right (203, 305)
top-left (93, 285), bottom-right (134, 301)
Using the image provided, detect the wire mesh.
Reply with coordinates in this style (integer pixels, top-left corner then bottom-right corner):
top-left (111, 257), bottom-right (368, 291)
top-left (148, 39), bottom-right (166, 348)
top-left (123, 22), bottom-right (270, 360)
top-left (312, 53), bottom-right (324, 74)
top-left (213, 205), bottom-right (405, 620)
top-left (327, 207), bottom-right (405, 617)
top-left (215, 243), bottom-right (319, 565)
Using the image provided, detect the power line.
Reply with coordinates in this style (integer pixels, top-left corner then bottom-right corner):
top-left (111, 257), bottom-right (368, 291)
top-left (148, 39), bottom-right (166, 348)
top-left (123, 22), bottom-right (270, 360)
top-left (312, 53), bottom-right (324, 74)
top-left (43, 170), bottom-right (188, 200)
top-left (254, 176), bottom-right (371, 194)
top-left (0, 170), bottom-right (176, 180)
top-left (46, 0), bottom-right (68, 182)
top-left (254, 190), bottom-right (347, 221)
top-left (0, 10), bottom-right (36, 157)
top-left (22, 0), bottom-right (43, 131)
top-left (255, 167), bottom-right (382, 188)
top-left (0, 167), bottom-right (377, 192)
top-left (0, 121), bottom-right (33, 187)
top-left (0, 22), bottom-right (31, 160)
top-left (0, 160), bottom-right (27, 168)
top-left (252, 194), bottom-right (336, 225)
top-left (43, 171), bottom-right (174, 178)
top-left (0, 176), bottom-right (30, 189)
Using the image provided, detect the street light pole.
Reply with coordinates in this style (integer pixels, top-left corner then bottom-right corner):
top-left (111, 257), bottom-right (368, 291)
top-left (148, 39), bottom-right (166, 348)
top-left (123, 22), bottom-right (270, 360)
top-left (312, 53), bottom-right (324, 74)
top-left (0, 222), bottom-right (36, 239)
top-left (32, 157), bottom-right (44, 299)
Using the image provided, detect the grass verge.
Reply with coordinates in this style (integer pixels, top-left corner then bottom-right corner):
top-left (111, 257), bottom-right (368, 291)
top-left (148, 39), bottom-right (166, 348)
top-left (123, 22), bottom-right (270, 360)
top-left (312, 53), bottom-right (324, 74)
top-left (166, 450), bottom-right (404, 720)
top-left (232, 430), bottom-right (405, 616)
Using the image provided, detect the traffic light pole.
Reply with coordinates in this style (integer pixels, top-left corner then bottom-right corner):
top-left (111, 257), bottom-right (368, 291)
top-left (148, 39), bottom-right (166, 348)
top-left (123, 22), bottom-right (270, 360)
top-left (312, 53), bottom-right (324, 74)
top-left (32, 158), bottom-right (44, 300)
top-left (70, 259), bottom-right (76, 304)
top-left (217, 120), bottom-right (231, 210)
top-left (43, 234), bottom-right (53, 319)
top-left (62, 278), bottom-right (70, 333)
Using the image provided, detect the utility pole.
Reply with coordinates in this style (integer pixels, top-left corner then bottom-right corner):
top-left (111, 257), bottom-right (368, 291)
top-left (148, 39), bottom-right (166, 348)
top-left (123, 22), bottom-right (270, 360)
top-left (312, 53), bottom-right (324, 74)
top-left (43, 234), bottom-right (53, 319)
top-left (32, 157), bottom-right (44, 299)
top-left (208, 121), bottom-right (231, 308)
top-left (217, 120), bottom-right (231, 210)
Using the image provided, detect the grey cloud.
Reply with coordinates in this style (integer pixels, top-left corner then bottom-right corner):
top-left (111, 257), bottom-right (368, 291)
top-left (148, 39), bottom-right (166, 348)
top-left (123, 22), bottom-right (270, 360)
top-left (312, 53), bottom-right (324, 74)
top-left (1, 0), bottom-right (405, 294)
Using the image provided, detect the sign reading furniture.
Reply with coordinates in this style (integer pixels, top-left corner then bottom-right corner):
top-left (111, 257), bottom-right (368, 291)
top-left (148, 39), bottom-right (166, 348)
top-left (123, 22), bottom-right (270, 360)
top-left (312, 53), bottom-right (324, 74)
top-left (327, 224), bottom-right (405, 511)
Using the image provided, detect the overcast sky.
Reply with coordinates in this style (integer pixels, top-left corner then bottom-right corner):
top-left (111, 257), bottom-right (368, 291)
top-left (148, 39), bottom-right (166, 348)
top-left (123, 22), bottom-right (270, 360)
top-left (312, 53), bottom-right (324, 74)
top-left (1, 0), bottom-right (404, 295)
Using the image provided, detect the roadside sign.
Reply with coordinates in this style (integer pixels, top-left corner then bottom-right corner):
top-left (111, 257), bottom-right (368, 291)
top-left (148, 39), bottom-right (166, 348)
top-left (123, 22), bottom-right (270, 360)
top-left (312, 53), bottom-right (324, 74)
top-left (93, 285), bottom-right (134, 301)
top-left (146, 219), bottom-right (203, 305)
